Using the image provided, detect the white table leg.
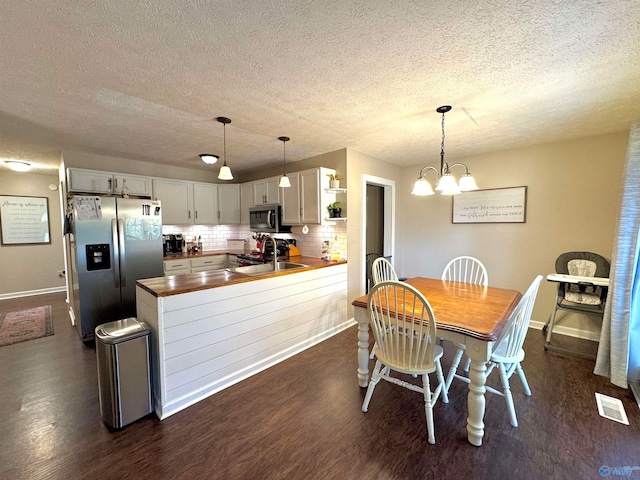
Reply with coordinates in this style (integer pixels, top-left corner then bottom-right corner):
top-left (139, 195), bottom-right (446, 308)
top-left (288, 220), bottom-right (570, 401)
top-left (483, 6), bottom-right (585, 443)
top-left (355, 307), bottom-right (370, 387)
top-left (465, 340), bottom-right (492, 446)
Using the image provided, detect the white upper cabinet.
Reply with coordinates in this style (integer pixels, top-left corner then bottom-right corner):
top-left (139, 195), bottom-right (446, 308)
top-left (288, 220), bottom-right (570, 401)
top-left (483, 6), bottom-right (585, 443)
top-left (281, 172), bottom-right (301, 225)
top-left (253, 176), bottom-right (280, 205)
top-left (300, 169), bottom-right (321, 224)
top-left (279, 167), bottom-right (337, 225)
top-left (67, 168), bottom-right (152, 196)
top-left (217, 184), bottom-right (241, 225)
top-left (240, 182), bottom-right (254, 225)
top-left (152, 179), bottom-right (194, 225)
top-left (67, 168), bottom-right (116, 194)
top-left (193, 182), bottom-right (218, 225)
top-left (113, 174), bottom-right (152, 196)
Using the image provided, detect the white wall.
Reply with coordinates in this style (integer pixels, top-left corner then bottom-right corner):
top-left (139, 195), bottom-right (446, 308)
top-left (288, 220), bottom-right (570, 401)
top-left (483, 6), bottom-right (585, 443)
top-left (397, 130), bottom-right (628, 334)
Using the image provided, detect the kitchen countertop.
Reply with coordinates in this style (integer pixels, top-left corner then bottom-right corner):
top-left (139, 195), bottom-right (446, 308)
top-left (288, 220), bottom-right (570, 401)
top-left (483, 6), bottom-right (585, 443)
top-left (139, 256), bottom-right (347, 297)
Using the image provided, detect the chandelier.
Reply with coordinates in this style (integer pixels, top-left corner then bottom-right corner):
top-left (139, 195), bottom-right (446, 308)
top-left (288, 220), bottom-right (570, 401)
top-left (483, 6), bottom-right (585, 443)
top-left (411, 105), bottom-right (478, 196)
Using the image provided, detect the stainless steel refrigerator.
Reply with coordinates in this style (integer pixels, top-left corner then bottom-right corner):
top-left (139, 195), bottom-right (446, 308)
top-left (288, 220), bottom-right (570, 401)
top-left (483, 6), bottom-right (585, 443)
top-left (68, 196), bottom-right (163, 341)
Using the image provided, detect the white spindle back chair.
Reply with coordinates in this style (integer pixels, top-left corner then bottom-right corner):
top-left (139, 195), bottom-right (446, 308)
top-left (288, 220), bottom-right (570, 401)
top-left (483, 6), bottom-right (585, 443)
top-left (441, 256), bottom-right (488, 286)
top-left (362, 280), bottom-right (448, 444)
top-left (447, 275), bottom-right (543, 427)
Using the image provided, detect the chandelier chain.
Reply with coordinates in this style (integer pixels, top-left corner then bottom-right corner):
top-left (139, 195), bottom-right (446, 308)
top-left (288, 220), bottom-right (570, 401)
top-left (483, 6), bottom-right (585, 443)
top-left (441, 110), bottom-right (446, 163)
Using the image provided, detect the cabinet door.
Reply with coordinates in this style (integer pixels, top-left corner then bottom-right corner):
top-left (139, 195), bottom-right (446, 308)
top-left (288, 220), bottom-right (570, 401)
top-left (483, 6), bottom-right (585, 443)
top-left (240, 183), bottom-right (254, 225)
top-left (253, 181), bottom-right (267, 205)
top-left (218, 184), bottom-right (240, 225)
top-left (265, 177), bottom-right (281, 204)
top-left (113, 174), bottom-right (152, 196)
top-left (300, 169), bottom-right (321, 224)
top-left (193, 183), bottom-right (218, 225)
top-left (67, 168), bottom-right (113, 194)
top-left (153, 179), bottom-right (193, 225)
top-left (253, 177), bottom-right (280, 205)
top-left (281, 172), bottom-right (301, 225)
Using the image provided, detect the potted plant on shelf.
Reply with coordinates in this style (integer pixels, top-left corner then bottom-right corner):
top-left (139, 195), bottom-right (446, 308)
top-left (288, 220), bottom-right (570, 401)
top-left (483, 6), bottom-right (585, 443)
top-left (327, 201), bottom-right (342, 218)
top-left (327, 173), bottom-right (340, 189)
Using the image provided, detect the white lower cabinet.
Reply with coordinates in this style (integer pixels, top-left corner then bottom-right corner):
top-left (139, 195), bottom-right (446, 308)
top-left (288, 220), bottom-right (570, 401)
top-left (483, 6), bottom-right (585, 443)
top-left (164, 254), bottom-right (234, 276)
top-left (163, 259), bottom-right (191, 276)
top-left (190, 255), bottom-right (227, 273)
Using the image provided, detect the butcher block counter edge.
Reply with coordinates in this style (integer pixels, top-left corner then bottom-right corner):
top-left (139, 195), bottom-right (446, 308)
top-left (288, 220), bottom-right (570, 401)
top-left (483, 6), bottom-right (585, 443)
top-left (138, 256), bottom-right (347, 297)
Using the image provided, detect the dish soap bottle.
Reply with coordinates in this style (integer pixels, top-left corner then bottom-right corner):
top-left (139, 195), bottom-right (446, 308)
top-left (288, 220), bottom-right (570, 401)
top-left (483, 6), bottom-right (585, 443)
top-left (331, 236), bottom-right (341, 261)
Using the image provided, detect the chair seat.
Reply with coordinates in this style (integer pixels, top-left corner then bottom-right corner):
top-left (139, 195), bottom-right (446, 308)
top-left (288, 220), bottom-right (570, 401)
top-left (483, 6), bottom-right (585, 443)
top-left (378, 344), bottom-right (444, 376)
top-left (491, 347), bottom-right (525, 365)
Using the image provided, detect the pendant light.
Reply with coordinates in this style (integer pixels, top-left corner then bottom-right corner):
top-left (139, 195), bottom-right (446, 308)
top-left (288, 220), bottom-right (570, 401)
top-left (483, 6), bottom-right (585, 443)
top-left (411, 105), bottom-right (478, 196)
top-left (278, 136), bottom-right (291, 188)
top-left (199, 154), bottom-right (219, 165)
top-left (217, 117), bottom-right (233, 180)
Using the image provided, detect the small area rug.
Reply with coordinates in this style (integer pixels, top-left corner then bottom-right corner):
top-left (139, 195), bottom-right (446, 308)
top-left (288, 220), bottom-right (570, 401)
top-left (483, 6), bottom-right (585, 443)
top-left (0, 305), bottom-right (54, 347)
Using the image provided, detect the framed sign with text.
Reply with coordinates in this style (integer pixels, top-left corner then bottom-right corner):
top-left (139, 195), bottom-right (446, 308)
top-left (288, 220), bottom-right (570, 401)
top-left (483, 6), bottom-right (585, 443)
top-left (0, 195), bottom-right (51, 245)
top-left (452, 186), bottom-right (527, 224)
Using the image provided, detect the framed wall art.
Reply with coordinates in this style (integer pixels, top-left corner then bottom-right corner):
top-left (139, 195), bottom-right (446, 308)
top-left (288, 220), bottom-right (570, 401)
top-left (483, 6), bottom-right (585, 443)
top-left (0, 195), bottom-right (51, 245)
top-left (452, 186), bottom-right (527, 224)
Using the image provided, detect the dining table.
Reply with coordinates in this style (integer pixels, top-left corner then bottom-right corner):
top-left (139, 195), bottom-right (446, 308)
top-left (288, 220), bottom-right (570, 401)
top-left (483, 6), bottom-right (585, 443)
top-left (352, 277), bottom-right (522, 447)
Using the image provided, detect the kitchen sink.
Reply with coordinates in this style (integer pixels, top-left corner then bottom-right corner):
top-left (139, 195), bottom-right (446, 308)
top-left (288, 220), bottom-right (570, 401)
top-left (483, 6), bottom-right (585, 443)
top-left (227, 262), bottom-right (309, 276)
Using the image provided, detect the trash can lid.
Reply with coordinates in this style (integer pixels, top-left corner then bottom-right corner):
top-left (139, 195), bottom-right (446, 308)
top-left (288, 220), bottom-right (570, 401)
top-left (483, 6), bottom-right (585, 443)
top-left (95, 317), bottom-right (150, 344)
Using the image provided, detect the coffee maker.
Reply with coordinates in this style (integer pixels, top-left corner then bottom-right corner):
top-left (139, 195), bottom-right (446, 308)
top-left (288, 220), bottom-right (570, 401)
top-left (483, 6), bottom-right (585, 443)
top-left (163, 234), bottom-right (183, 255)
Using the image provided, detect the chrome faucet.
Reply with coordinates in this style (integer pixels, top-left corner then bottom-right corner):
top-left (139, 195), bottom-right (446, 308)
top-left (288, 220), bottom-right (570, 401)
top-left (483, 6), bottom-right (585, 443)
top-left (262, 234), bottom-right (278, 271)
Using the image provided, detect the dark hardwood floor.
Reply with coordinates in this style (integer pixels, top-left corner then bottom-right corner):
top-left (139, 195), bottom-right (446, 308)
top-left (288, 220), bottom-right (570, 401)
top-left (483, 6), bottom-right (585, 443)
top-left (1, 292), bottom-right (638, 480)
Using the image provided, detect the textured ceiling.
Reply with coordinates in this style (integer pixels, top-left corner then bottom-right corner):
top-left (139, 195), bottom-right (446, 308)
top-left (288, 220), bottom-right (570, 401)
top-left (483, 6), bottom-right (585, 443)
top-left (1, 0), bottom-right (639, 175)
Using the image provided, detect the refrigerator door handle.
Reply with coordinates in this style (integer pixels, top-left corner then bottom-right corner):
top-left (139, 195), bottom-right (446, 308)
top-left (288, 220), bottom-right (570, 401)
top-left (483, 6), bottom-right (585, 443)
top-left (112, 219), bottom-right (121, 288)
top-left (118, 219), bottom-right (126, 287)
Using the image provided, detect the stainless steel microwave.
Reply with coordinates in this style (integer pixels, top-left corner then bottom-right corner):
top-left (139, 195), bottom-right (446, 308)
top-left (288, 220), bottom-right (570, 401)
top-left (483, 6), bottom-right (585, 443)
top-left (249, 204), bottom-right (290, 233)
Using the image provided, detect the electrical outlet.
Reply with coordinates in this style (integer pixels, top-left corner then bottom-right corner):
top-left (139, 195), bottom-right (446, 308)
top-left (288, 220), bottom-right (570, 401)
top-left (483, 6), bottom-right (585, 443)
top-left (57, 270), bottom-right (65, 277)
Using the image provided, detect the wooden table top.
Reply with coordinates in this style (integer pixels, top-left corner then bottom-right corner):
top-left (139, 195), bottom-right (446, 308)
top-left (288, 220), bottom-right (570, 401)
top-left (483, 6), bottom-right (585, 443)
top-left (352, 277), bottom-right (522, 341)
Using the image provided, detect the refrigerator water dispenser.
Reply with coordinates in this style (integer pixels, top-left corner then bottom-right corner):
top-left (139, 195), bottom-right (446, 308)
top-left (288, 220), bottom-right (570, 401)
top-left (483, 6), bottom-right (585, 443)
top-left (86, 244), bottom-right (111, 271)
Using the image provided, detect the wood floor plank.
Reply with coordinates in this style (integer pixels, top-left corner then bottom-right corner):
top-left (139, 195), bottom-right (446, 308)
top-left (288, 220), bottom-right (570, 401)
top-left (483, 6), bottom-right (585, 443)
top-left (0, 292), bottom-right (638, 479)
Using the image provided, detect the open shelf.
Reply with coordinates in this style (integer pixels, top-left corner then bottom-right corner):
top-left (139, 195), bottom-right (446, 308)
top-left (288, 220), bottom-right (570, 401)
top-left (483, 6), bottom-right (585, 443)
top-left (325, 217), bottom-right (347, 222)
top-left (325, 188), bottom-right (347, 194)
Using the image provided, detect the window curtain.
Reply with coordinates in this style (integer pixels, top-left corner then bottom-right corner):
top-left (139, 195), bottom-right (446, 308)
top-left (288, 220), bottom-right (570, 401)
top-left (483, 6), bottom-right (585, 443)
top-left (594, 120), bottom-right (640, 389)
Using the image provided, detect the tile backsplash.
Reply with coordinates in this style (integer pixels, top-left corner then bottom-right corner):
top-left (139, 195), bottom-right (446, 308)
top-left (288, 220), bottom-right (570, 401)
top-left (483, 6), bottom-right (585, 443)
top-left (162, 222), bottom-right (347, 259)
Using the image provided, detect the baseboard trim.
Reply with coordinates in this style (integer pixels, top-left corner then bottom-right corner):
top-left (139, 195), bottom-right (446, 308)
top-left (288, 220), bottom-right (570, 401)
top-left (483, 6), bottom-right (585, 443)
top-left (529, 319), bottom-right (601, 342)
top-left (0, 286), bottom-right (66, 301)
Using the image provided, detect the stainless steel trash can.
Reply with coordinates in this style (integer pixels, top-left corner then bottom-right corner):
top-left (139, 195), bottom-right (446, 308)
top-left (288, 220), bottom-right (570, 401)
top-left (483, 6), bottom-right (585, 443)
top-left (95, 317), bottom-right (152, 428)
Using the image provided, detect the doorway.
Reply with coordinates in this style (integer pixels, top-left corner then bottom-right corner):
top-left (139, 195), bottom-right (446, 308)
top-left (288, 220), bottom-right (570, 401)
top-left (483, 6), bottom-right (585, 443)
top-left (361, 175), bottom-right (395, 293)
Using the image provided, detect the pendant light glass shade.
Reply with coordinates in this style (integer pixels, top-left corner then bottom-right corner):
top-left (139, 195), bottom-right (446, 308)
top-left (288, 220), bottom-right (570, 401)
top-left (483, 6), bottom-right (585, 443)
top-left (218, 163), bottom-right (233, 180)
top-left (436, 173), bottom-right (459, 194)
top-left (411, 178), bottom-right (435, 196)
top-left (199, 154), bottom-right (219, 165)
top-left (216, 117), bottom-right (233, 180)
top-left (278, 136), bottom-right (291, 188)
top-left (458, 173), bottom-right (479, 191)
top-left (278, 175), bottom-right (291, 188)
